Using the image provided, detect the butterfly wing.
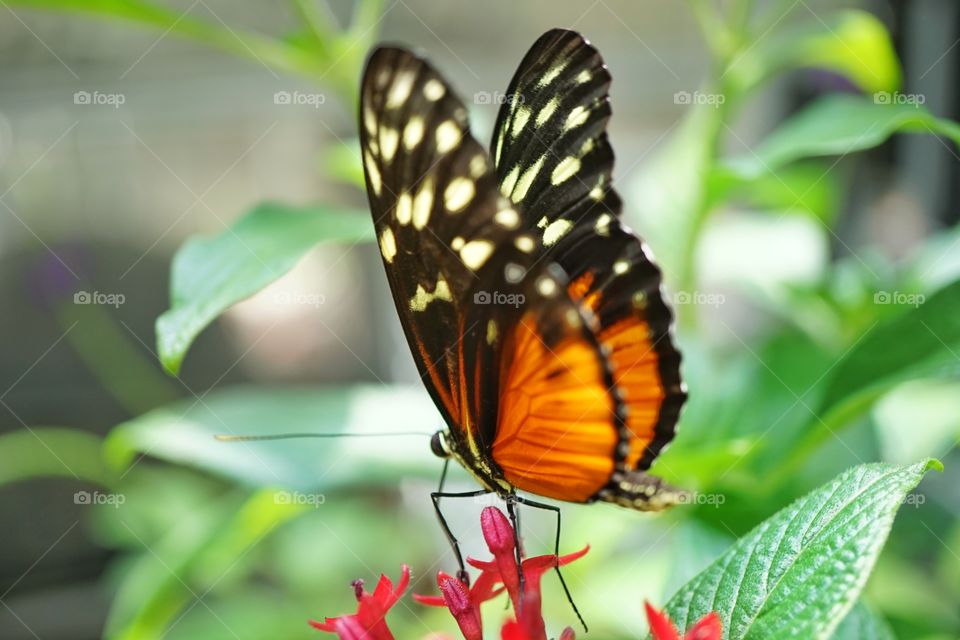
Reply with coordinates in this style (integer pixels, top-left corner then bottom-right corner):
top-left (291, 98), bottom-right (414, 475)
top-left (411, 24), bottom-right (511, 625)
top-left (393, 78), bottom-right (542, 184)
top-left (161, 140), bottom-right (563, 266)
top-left (361, 46), bottom-right (491, 433)
top-left (491, 28), bottom-right (620, 245)
top-left (490, 30), bottom-right (687, 508)
top-left (360, 47), bottom-right (619, 496)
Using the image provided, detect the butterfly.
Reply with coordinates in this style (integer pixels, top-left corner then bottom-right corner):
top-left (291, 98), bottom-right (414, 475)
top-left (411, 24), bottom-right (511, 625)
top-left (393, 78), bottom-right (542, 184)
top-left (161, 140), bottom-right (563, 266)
top-left (358, 28), bottom-right (686, 579)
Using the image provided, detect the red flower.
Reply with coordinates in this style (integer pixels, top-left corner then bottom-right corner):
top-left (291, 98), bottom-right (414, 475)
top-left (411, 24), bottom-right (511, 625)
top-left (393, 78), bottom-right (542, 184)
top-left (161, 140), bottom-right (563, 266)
top-left (644, 602), bottom-right (722, 640)
top-left (415, 506), bottom-right (586, 640)
top-left (309, 565), bottom-right (410, 640)
top-left (308, 506), bottom-right (722, 640)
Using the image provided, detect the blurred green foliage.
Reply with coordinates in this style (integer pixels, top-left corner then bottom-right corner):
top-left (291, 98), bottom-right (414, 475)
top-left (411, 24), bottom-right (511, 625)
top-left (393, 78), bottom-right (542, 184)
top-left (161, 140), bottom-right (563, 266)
top-left (3, 1), bottom-right (960, 639)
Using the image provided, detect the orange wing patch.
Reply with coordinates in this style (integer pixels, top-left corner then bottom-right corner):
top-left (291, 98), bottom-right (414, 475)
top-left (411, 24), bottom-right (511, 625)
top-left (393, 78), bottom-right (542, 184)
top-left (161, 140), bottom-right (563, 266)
top-left (568, 278), bottom-right (666, 471)
top-left (598, 316), bottom-right (664, 469)
top-left (491, 314), bottom-right (616, 502)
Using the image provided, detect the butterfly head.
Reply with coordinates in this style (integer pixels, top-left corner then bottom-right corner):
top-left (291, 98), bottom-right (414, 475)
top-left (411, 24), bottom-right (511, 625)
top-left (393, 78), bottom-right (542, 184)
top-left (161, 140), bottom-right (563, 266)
top-left (430, 430), bottom-right (452, 459)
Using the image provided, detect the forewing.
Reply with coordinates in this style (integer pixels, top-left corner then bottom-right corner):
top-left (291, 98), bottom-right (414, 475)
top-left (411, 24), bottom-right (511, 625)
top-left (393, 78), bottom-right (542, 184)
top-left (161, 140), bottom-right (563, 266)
top-left (359, 47), bottom-right (594, 456)
top-left (491, 28), bottom-right (621, 251)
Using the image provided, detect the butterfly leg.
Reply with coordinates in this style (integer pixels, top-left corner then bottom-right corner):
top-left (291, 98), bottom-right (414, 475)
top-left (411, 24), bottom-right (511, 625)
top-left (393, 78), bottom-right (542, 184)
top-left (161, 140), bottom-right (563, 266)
top-left (432, 462), bottom-right (490, 584)
top-left (505, 497), bottom-right (527, 613)
top-left (514, 495), bottom-right (588, 632)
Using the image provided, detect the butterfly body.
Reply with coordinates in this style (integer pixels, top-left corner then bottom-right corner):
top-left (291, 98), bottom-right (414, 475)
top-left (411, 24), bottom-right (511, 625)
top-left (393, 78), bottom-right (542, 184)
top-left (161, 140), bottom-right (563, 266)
top-left (360, 29), bottom-right (686, 512)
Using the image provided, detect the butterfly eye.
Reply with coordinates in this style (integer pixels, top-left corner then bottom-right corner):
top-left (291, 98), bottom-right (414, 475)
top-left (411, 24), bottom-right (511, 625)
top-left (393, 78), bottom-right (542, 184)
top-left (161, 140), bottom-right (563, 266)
top-left (430, 431), bottom-right (451, 458)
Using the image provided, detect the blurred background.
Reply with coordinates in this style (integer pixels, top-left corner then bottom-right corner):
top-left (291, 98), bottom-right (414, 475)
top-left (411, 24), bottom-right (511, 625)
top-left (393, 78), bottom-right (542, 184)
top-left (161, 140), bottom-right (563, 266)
top-left (1, 1), bottom-right (959, 638)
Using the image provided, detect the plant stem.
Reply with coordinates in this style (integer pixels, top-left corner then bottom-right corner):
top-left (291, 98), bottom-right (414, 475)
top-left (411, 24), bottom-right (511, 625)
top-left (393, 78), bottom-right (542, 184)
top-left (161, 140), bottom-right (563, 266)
top-left (290, 0), bottom-right (336, 55)
top-left (676, 2), bottom-right (746, 329)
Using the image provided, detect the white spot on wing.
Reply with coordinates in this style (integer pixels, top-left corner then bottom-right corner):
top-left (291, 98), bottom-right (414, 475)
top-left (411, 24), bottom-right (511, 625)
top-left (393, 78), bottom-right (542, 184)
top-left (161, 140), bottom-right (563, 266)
top-left (595, 213), bottom-right (612, 236)
top-left (423, 79), bottom-right (445, 101)
top-left (379, 227), bottom-right (397, 262)
top-left (486, 319), bottom-right (498, 344)
top-left (363, 105), bottom-right (378, 135)
top-left (451, 236), bottom-right (465, 250)
top-left (395, 191), bottom-right (412, 225)
top-left (613, 259), bottom-right (630, 275)
top-left (514, 235), bottom-right (535, 253)
top-left (412, 178), bottom-right (434, 229)
top-left (494, 207), bottom-right (520, 228)
top-left (364, 150), bottom-right (382, 196)
top-left (469, 154), bottom-right (487, 178)
top-left (510, 106), bottom-right (532, 138)
top-left (403, 117), bottom-right (424, 150)
top-left (380, 127), bottom-right (399, 163)
top-left (386, 70), bottom-right (415, 108)
top-left (576, 69), bottom-right (591, 84)
top-left (539, 60), bottom-right (569, 87)
top-left (460, 240), bottom-right (494, 270)
top-left (436, 120), bottom-right (461, 154)
top-left (512, 154), bottom-right (546, 203)
top-left (542, 219), bottom-right (572, 246)
top-left (536, 98), bottom-right (559, 126)
top-left (537, 276), bottom-right (558, 297)
top-left (434, 275), bottom-right (453, 302)
top-left (444, 177), bottom-right (475, 213)
top-left (551, 156), bottom-right (581, 185)
top-left (566, 105), bottom-right (590, 130)
top-left (589, 182), bottom-right (605, 201)
top-left (409, 274), bottom-right (453, 311)
top-left (504, 262), bottom-right (525, 283)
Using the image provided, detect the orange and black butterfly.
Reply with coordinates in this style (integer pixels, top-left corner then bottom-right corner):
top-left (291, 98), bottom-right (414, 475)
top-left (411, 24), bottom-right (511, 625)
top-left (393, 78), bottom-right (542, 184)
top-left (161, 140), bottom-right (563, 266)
top-left (358, 28), bottom-right (686, 604)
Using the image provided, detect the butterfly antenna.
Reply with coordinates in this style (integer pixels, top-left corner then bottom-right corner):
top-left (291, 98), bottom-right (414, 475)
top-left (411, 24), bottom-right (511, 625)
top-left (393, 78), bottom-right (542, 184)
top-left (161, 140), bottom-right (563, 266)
top-left (215, 431), bottom-right (433, 442)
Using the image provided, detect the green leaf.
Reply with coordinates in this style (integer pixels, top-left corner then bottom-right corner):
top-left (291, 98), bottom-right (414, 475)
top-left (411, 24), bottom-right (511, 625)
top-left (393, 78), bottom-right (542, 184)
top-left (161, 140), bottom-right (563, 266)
top-left (733, 10), bottom-right (901, 94)
top-left (707, 161), bottom-right (842, 224)
top-left (866, 554), bottom-right (960, 634)
top-left (661, 460), bottom-right (938, 640)
top-left (155, 202), bottom-right (371, 374)
top-left (725, 95), bottom-right (960, 179)
top-left (105, 385), bottom-right (440, 491)
top-left (627, 103), bottom-right (720, 286)
top-left (105, 489), bottom-right (307, 639)
top-left (323, 139), bottom-right (365, 188)
top-left (816, 279), bottom-right (960, 440)
top-left (0, 427), bottom-right (113, 487)
top-left (830, 601), bottom-right (895, 640)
